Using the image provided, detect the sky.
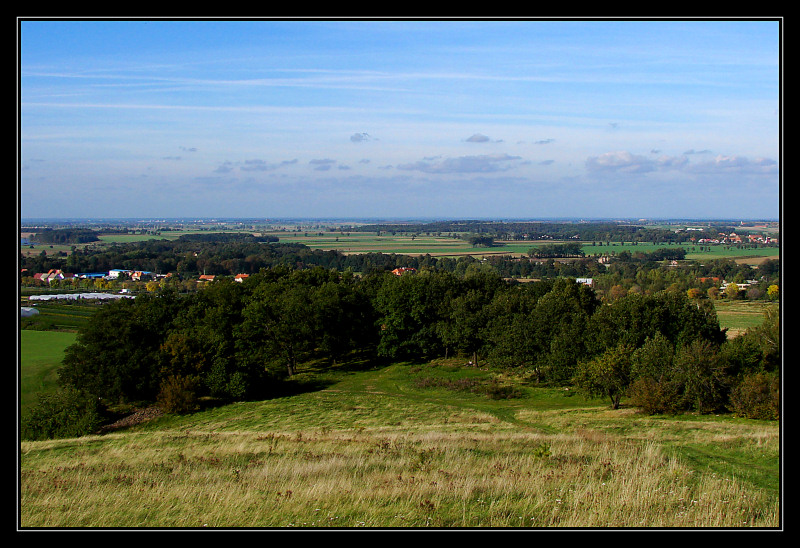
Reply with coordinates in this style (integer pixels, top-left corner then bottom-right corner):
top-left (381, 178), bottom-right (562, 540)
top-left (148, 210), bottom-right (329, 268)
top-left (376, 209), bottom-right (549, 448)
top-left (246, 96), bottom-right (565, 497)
top-left (19, 18), bottom-right (781, 221)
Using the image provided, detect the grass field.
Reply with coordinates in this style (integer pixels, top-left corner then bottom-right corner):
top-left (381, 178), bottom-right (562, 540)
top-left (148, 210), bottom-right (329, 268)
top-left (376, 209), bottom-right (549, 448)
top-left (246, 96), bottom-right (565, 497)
top-left (19, 300), bottom-right (98, 331)
top-left (19, 330), bottom-right (76, 417)
top-left (713, 301), bottom-right (775, 337)
top-left (19, 356), bottom-right (780, 529)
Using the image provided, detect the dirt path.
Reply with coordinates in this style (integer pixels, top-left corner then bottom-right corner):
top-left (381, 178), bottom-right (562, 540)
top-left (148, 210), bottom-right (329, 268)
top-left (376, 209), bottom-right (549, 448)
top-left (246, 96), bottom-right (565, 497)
top-left (98, 407), bottom-right (164, 433)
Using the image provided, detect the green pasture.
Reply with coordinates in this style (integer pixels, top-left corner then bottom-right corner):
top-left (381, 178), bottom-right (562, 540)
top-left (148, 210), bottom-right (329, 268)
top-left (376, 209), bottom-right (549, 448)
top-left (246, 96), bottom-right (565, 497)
top-left (579, 241), bottom-right (779, 262)
top-left (262, 231), bottom-right (779, 262)
top-left (19, 330), bottom-right (76, 416)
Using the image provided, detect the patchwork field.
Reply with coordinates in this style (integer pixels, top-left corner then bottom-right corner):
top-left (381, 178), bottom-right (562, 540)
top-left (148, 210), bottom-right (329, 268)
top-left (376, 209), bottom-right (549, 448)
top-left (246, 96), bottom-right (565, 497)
top-left (21, 225), bottom-right (779, 266)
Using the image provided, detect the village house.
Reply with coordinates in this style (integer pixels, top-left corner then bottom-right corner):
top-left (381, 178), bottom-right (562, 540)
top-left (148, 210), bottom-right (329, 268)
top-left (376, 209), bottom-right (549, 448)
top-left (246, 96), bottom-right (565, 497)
top-left (107, 269), bottom-right (155, 280)
top-left (32, 269), bottom-right (71, 283)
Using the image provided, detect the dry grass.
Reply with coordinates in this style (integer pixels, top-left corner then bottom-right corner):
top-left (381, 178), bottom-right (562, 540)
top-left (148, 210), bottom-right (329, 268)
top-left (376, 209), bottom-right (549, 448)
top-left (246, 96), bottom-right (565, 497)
top-left (20, 413), bottom-right (779, 528)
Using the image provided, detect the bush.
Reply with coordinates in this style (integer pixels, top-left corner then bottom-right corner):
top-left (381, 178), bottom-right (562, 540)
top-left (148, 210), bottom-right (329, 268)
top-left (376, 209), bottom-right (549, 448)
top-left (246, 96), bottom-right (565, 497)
top-left (627, 377), bottom-right (683, 415)
top-left (157, 375), bottom-right (201, 414)
top-left (728, 372), bottom-right (780, 420)
top-left (21, 388), bottom-right (105, 440)
top-left (480, 378), bottom-right (524, 400)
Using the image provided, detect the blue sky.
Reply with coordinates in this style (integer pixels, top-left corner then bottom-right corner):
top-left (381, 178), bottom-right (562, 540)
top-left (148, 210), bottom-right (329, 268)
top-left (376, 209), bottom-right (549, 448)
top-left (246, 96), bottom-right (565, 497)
top-left (19, 18), bottom-right (781, 220)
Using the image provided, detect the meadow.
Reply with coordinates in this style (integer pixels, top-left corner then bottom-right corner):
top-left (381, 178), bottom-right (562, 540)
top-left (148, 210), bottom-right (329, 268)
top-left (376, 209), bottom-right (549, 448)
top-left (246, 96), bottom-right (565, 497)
top-left (19, 346), bottom-right (780, 529)
top-left (713, 301), bottom-right (777, 337)
top-left (19, 330), bottom-right (76, 417)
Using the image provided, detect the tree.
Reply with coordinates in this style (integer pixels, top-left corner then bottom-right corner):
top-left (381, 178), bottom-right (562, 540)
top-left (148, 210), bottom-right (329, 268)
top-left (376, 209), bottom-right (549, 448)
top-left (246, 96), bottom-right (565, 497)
top-left (239, 279), bottom-right (317, 377)
top-left (586, 291), bottom-right (725, 357)
top-left (59, 294), bottom-right (177, 402)
top-left (482, 287), bottom-right (542, 376)
top-left (767, 284), bottom-right (779, 300)
top-left (724, 282), bottom-right (741, 299)
top-left (308, 276), bottom-right (378, 364)
top-left (374, 271), bottom-right (456, 359)
top-left (728, 372), bottom-right (779, 420)
top-left (686, 287), bottom-right (703, 300)
top-left (528, 279), bottom-right (598, 384)
top-left (573, 344), bottom-right (634, 409)
top-left (439, 290), bottom-right (488, 365)
top-left (627, 333), bottom-right (682, 414)
top-left (672, 339), bottom-right (729, 414)
top-left (21, 387), bottom-right (105, 440)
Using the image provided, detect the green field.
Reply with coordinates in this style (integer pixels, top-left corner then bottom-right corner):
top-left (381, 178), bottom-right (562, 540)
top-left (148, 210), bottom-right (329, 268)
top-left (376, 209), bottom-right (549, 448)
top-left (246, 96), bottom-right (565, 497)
top-left (714, 301), bottom-right (776, 337)
top-left (19, 357), bottom-right (779, 528)
top-left (242, 231), bottom-right (779, 263)
top-left (19, 330), bottom-right (76, 416)
top-left (19, 300), bottom-right (98, 331)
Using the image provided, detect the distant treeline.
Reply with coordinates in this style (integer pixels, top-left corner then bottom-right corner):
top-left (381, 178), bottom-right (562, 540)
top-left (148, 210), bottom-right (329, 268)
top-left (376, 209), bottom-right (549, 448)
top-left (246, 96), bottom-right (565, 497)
top-left (352, 220), bottom-right (724, 243)
top-left (176, 233), bottom-right (279, 243)
top-left (28, 228), bottom-right (100, 245)
top-left (528, 242), bottom-right (585, 258)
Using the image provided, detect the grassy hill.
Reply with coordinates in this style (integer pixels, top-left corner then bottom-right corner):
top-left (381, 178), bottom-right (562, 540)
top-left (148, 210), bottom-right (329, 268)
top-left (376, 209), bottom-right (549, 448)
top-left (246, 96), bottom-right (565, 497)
top-left (19, 357), bottom-right (779, 529)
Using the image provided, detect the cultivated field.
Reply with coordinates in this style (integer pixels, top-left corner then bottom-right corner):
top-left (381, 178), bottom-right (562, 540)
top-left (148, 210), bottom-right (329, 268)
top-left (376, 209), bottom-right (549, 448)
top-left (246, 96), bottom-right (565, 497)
top-left (21, 227), bottom-right (779, 263)
top-left (714, 301), bottom-right (777, 338)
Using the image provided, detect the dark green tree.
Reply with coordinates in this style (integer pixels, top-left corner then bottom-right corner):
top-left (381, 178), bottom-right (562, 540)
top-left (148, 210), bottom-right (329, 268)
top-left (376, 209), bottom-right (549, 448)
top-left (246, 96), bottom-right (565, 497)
top-left (374, 271), bottom-right (457, 359)
top-left (573, 343), bottom-right (634, 409)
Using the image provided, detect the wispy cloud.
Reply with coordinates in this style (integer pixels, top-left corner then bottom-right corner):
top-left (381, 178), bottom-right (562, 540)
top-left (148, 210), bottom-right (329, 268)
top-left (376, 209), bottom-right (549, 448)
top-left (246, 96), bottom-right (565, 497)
top-left (397, 153), bottom-right (522, 174)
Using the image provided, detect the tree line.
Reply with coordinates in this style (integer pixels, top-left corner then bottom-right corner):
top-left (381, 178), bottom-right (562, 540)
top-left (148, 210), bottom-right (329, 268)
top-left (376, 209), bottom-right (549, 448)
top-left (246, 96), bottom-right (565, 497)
top-left (350, 220), bottom-right (775, 245)
top-left (22, 263), bottom-right (779, 440)
top-left (26, 228), bottom-right (100, 245)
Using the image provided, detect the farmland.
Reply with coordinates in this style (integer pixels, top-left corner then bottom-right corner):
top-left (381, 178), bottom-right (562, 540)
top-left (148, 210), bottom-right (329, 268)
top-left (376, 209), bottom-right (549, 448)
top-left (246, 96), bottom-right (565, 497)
top-left (21, 219), bottom-right (780, 265)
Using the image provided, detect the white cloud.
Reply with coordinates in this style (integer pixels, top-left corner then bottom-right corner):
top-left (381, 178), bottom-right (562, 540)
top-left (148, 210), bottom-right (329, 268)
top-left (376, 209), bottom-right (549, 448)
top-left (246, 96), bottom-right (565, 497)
top-left (585, 150), bottom-right (777, 179)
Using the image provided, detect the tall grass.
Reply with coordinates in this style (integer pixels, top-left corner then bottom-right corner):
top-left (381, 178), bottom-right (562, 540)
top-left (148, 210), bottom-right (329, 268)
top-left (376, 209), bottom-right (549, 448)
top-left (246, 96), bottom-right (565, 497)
top-left (20, 362), bottom-right (779, 529)
top-left (20, 423), bottom-right (778, 528)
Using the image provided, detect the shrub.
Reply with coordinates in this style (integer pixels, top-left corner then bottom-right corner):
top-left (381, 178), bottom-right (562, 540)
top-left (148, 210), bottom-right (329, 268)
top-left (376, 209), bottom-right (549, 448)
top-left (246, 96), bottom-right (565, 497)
top-left (157, 374), bottom-right (200, 414)
top-left (480, 378), bottom-right (524, 400)
top-left (728, 372), bottom-right (780, 420)
top-left (21, 388), bottom-right (105, 440)
top-left (627, 377), bottom-right (682, 415)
